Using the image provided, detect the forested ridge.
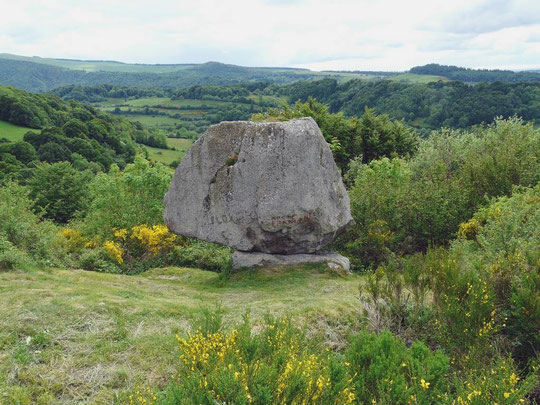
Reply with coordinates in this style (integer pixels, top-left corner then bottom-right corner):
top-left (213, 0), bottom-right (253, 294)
top-left (51, 77), bottom-right (540, 137)
top-left (0, 58), bottom-right (325, 92)
top-left (0, 85), bottom-right (170, 183)
top-left (410, 63), bottom-right (540, 82)
top-left (278, 78), bottom-right (540, 131)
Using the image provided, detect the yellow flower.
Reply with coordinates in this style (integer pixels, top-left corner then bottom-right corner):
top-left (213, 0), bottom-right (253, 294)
top-left (420, 379), bottom-right (430, 390)
top-left (504, 392), bottom-right (510, 398)
top-left (103, 240), bottom-right (123, 264)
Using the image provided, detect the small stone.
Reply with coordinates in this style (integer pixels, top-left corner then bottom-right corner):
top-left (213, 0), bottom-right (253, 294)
top-left (232, 250), bottom-right (350, 272)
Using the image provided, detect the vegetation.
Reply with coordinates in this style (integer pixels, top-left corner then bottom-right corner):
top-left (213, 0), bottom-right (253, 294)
top-left (0, 120), bottom-right (37, 142)
top-left (253, 98), bottom-right (419, 172)
top-left (410, 63), bottom-right (540, 83)
top-left (0, 75), bottom-right (538, 403)
top-left (278, 78), bottom-right (540, 132)
top-left (0, 85), bottom-right (179, 182)
top-left (0, 55), bottom-right (364, 93)
top-left (341, 116), bottom-right (539, 270)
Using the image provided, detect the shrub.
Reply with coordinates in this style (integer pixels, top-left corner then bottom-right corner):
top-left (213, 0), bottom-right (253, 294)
top-left (0, 234), bottom-right (31, 270)
top-left (0, 181), bottom-right (65, 267)
top-left (168, 240), bottom-right (233, 273)
top-left (358, 186), bottom-right (539, 368)
top-left (443, 357), bottom-right (538, 404)
top-left (140, 315), bottom-right (356, 405)
top-left (28, 161), bottom-right (93, 223)
top-left (78, 248), bottom-right (120, 273)
top-left (82, 156), bottom-right (172, 240)
top-left (342, 117), bottom-right (540, 271)
top-left (345, 331), bottom-right (450, 404)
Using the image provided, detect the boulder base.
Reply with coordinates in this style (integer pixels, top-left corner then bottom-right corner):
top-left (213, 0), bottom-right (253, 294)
top-left (232, 250), bottom-right (350, 272)
top-left (164, 117), bottom-right (353, 254)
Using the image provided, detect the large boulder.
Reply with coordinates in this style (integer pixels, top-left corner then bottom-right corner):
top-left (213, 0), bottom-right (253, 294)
top-left (164, 117), bottom-right (353, 254)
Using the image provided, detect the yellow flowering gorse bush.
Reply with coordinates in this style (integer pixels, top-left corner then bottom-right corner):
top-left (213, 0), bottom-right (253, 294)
top-left (101, 224), bottom-right (178, 267)
top-left (171, 317), bottom-right (355, 405)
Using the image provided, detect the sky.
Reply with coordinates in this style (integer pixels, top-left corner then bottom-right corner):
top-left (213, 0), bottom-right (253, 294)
top-left (1, 0), bottom-right (539, 71)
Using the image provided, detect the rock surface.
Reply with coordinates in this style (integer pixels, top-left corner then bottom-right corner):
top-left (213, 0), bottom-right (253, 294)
top-left (164, 117), bottom-right (353, 254)
top-left (232, 250), bottom-right (350, 272)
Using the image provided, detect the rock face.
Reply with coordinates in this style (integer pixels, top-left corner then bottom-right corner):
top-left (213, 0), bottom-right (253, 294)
top-left (164, 117), bottom-right (353, 254)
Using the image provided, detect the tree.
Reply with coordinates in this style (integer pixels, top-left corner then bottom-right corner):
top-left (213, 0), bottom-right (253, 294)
top-left (28, 161), bottom-right (93, 223)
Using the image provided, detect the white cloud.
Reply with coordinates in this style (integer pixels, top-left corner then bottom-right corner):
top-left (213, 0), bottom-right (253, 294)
top-left (0, 0), bottom-right (538, 70)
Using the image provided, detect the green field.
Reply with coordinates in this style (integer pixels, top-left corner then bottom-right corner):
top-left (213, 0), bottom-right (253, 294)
top-left (143, 138), bottom-right (192, 165)
top-left (166, 137), bottom-right (192, 151)
top-left (0, 53), bottom-right (195, 74)
top-left (0, 120), bottom-right (37, 142)
top-left (390, 73), bottom-right (448, 83)
top-left (0, 265), bottom-right (362, 403)
top-left (124, 115), bottom-right (182, 128)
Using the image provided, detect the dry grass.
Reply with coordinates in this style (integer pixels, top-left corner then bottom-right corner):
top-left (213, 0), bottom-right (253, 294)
top-left (0, 265), bottom-right (363, 404)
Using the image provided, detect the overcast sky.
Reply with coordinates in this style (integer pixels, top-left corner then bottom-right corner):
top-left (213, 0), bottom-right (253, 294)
top-left (1, 0), bottom-right (539, 71)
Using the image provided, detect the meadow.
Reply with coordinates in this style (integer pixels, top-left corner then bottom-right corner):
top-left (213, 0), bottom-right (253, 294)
top-left (144, 140), bottom-right (192, 165)
top-left (0, 265), bottom-right (361, 403)
top-left (0, 121), bottom-right (36, 142)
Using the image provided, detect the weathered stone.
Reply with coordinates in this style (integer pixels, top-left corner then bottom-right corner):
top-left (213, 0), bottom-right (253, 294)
top-left (232, 250), bottom-right (351, 272)
top-left (164, 117), bottom-right (353, 254)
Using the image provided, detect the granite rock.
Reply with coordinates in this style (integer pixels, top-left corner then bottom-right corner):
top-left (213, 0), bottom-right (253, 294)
top-left (164, 117), bottom-right (353, 254)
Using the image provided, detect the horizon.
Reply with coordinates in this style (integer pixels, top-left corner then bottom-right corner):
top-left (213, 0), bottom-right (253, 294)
top-left (1, 0), bottom-right (539, 72)
top-left (2, 52), bottom-right (539, 73)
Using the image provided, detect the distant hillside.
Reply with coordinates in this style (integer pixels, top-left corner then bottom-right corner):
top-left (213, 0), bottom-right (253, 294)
top-left (0, 85), bottom-right (171, 179)
top-left (410, 63), bottom-right (540, 83)
top-left (278, 78), bottom-right (540, 131)
top-left (0, 54), bottom-right (363, 92)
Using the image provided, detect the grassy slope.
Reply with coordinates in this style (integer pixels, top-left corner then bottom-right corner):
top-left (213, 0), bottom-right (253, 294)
top-left (0, 120), bottom-right (37, 142)
top-left (144, 140), bottom-right (192, 165)
top-left (0, 266), bottom-right (362, 403)
top-left (0, 53), bottom-right (386, 82)
top-left (0, 53), bottom-right (195, 74)
top-left (390, 73), bottom-right (448, 83)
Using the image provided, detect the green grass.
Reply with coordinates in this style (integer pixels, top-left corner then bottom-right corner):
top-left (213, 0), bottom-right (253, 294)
top-left (0, 120), bottom-right (37, 142)
top-left (143, 141), bottom-right (191, 165)
top-left (0, 53), bottom-right (195, 73)
top-left (0, 265), bottom-right (363, 403)
top-left (166, 137), bottom-right (192, 151)
top-left (390, 73), bottom-right (448, 83)
top-left (124, 115), bottom-right (181, 128)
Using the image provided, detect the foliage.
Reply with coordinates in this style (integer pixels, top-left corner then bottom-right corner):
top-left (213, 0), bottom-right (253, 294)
top-left (99, 224), bottom-right (181, 272)
top-left (342, 117), bottom-right (540, 270)
top-left (345, 331), bottom-right (450, 404)
top-left (0, 181), bottom-right (65, 268)
top-left (410, 63), bottom-right (540, 83)
top-left (139, 315), bottom-right (356, 405)
top-left (442, 357), bottom-right (538, 405)
top-left (128, 313), bottom-right (538, 405)
top-left (0, 84), bottom-right (164, 178)
top-left (252, 98), bottom-right (419, 172)
top-left (168, 240), bottom-right (233, 273)
top-left (81, 156), bottom-right (172, 240)
top-left (358, 185), bottom-right (539, 371)
top-left (277, 78), bottom-right (540, 132)
top-left (28, 161), bottom-right (93, 223)
top-left (0, 57), bottom-right (324, 93)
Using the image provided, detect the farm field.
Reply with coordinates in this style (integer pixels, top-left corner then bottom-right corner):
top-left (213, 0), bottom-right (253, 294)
top-left (0, 265), bottom-right (362, 403)
top-left (122, 114), bottom-right (182, 129)
top-left (0, 120), bottom-right (37, 142)
top-left (143, 139), bottom-right (192, 165)
top-left (390, 73), bottom-right (448, 83)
